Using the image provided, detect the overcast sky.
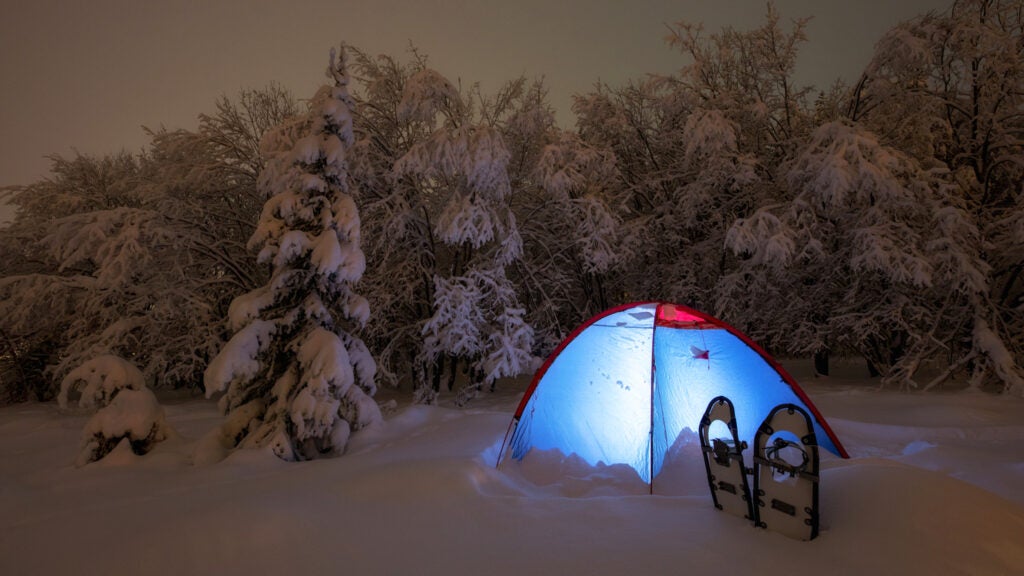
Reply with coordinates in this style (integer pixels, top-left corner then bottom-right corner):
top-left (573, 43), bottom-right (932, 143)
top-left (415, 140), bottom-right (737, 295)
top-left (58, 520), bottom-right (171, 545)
top-left (1, 0), bottom-right (952, 200)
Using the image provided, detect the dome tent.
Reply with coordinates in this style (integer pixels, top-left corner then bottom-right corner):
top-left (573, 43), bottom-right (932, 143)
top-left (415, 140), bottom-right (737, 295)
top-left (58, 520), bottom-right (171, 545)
top-left (498, 302), bottom-right (848, 488)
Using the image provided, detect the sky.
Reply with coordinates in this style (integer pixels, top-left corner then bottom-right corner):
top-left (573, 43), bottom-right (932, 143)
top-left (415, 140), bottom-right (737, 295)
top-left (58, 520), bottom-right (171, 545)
top-left (1, 0), bottom-right (953, 199)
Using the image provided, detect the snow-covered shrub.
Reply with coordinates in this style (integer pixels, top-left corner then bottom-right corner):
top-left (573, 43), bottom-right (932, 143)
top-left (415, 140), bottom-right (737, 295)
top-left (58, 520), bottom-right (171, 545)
top-left (76, 387), bottom-right (171, 467)
top-left (57, 355), bottom-right (172, 466)
top-left (57, 354), bottom-right (145, 410)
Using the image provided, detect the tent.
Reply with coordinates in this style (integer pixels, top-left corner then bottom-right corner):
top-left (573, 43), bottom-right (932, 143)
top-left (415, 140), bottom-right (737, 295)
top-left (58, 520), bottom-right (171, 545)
top-left (498, 302), bottom-right (848, 487)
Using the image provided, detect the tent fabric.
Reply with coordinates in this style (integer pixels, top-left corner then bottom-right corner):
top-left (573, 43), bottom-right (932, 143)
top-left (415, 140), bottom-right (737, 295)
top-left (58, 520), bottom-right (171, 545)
top-left (502, 302), bottom-right (848, 485)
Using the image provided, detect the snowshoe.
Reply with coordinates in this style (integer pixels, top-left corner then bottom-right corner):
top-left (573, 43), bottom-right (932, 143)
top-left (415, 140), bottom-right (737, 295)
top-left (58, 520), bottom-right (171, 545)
top-left (699, 396), bottom-right (754, 522)
top-left (752, 403), bottom-right (820, 541)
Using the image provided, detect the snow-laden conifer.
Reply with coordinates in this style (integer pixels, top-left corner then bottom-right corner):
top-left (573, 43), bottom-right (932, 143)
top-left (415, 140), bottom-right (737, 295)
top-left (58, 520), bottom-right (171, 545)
top-left (203, 45), bottom-right (380, 460)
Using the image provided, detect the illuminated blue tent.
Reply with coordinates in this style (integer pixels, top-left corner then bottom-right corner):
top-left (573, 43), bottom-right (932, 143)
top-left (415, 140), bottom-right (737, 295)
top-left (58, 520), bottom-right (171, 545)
top-left (499, 302), bottom-right (848, 487)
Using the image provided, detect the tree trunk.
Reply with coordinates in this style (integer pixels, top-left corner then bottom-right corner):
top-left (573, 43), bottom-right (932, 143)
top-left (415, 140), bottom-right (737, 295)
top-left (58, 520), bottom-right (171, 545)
top-left (446, 355), bottom-right (459, 392)
top-left (866, 358), bottom-right (881, 378)
top-left (814, 350), bottom-right (829, 377)
top-left (431, 356), bottom-right (444, 393)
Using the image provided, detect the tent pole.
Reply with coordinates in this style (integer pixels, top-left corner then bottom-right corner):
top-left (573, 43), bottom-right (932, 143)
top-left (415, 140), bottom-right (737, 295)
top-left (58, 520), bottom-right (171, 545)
top-left (649, 304), bottom-right (661, 495)
top-left (494, 418), bottom-right (519, 468)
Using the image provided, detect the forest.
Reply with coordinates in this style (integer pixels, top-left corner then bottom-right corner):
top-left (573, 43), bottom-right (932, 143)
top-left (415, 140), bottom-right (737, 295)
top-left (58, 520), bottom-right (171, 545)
top-left (0, 1), bottom-right (1021, 461)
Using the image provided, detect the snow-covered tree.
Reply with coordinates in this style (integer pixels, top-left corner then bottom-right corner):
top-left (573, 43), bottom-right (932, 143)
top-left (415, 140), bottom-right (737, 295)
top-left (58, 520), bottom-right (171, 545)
top-left (347, 50), bottom-right (536, 404)
top-left (203, 45), bottom-right (381, 460)
top-left (525, 129), bottom-right (628, 337)
top-left (0, 86), bottom-right (297, 404)
top-left (74, 387), bottom-right (171, 467)
top-left (0, 164), bottom-right (224, 402)
top-left (58, 354), bottom-right (146, 411)
top-left (664, 3), bottom-right (814, 162)
top-left (142, 83), bottom-right (300, 301)
top-left (569, 5), bottom-right (803, 313)
top-left (0, 154), bottom-right (150, 401)
top-left (394, 70), bottom-right (534, 403)
top-left (845, 0), bottom-right (1024, 392)
top-left (644, 106), bottom-right (761, 310)
top-left (726, 119), bottom-right (998, 388)
top-left (489, 80), bottom-right (601, 348)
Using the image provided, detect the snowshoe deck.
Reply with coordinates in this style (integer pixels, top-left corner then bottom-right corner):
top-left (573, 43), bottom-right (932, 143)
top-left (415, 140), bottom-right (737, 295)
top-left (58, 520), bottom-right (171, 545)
top-left (753, 404), bottom-right (820, 541)
top-left (699, 396), bottom-right (754, 522)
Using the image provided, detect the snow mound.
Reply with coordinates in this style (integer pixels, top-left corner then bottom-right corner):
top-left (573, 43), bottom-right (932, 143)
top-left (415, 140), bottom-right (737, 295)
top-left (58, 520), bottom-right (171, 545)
top-left (77, 387), bottom-right (173, 467)
top-left (502, 447), bottom-right (650, 497)
top-left (58, 354), bottom-right (145, 410)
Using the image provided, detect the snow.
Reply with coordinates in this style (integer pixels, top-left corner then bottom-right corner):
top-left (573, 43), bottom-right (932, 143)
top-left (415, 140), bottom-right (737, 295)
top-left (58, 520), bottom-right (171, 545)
top-left (296, 328), bottom-right (355, 399)
top-left (202, 319), bottom-right (278, 396)
top-left (76, 387), bottom-right (172, 467)
top-left (682, 109), bottom-right (739, 164)
top-left (57, 355), bottom-right (145, 410)
top-left (972, 319), bottom-right (1024, 395)
top-left (423, 275), bottom-right (485, 357)
top-left (81, 388), bottom-right (166, 441)
top-left (345, 293), bottom-right (371, 328)
top-left (2, 362), bottom-right (1022, 575)
top-left (437, 193), bottom-right (497, 248)
top-left (309, 229), bottom-right (365, 282)
top-left (331, 194), bottom-right (360, 240)
top-left (726, 210), bottom-right (795, 267)
top-left (397, 68), bottom-right (462, 123)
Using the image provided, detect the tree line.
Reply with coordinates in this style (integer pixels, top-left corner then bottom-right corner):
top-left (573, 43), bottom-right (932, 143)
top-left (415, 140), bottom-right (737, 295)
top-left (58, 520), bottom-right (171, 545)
top-left (1, 0), bottom-right (1021, 407)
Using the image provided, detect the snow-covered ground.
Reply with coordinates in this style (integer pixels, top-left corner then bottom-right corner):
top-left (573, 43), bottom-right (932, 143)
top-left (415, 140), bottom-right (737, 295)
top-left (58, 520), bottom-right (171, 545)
top-left (2, 362), bottom-right (1023, 576)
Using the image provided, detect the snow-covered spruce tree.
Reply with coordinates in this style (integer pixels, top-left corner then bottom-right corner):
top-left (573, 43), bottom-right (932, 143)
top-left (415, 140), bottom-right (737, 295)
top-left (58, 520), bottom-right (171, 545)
top-left (203, 45), bottom-right (381, 460)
